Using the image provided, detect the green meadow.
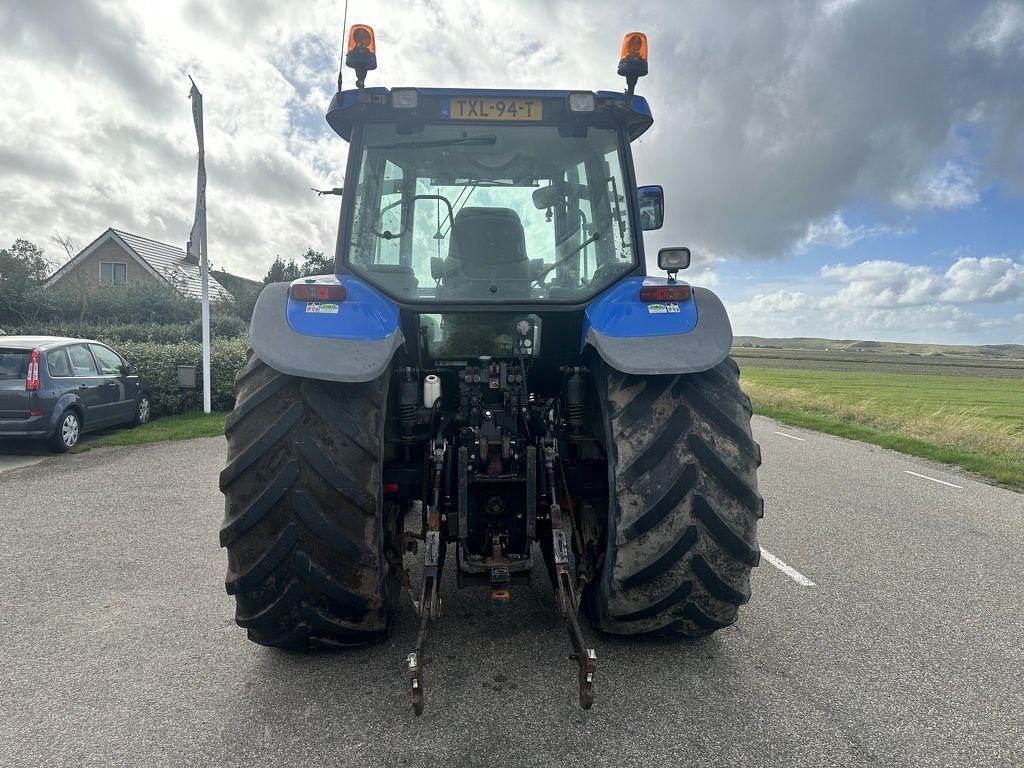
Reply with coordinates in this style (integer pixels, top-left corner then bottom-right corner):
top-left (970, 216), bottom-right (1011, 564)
top-left (739, 366), bottom-right (1024, 489)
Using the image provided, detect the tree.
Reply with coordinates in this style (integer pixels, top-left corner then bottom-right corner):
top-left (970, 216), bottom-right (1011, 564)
top-left (299, 248), bottom-right (334, 276)
top-left (262, 249), bottom-right (334, 285)
top-left (0, 239), bottom-right (54, 323)
top-left (51, 232), bottom-right (89, 321)
top-left (263, 255), bottom-right (302, 285)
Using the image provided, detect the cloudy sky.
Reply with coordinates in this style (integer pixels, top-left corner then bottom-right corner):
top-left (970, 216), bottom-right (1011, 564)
top-left (2, 0), bottom-right (1022, 344)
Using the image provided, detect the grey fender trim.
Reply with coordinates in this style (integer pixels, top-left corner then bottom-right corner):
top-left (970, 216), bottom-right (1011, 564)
top-left (585, 287), bottom-right (733, 375)
top-left (250, 283), bottom-right (404, 383)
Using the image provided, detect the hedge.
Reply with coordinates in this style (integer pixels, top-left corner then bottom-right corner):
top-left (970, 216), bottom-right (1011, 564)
top-left (2, 320), bottom-right (250, 417)
top-left (3, 316), bottom-right (248, 344)
top-left (45, 283), bottom-right (203, 324)
top-left (116, 338), bottom-right (249, 417)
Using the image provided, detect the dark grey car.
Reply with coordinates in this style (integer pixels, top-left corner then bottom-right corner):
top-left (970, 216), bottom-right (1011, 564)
top-left (0, 336), bottom-right (150, 452)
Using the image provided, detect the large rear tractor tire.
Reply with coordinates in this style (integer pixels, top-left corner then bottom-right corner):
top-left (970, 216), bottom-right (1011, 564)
top-left (219, 350), bottom-right (401, 649)
top-left (586, 358), bottom-right (763, 638)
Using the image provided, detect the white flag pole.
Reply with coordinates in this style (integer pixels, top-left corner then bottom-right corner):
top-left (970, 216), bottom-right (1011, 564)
top-left (189, 77), bottom-right (212, 414)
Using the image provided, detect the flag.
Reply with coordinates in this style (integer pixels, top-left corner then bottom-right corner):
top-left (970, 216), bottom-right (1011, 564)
top-left (188, 76), bottom-right (212, 414)
top-left (186, 77), bottom-right (206, 264)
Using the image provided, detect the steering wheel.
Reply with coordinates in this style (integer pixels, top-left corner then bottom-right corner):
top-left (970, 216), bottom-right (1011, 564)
top-left (588, 260), bottom-right (631, 287)
top-left (532, 231), bottom-right (602, 288)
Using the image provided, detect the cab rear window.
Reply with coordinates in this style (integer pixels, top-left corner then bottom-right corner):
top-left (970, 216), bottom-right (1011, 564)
top-left (0, 349), bottom-right (29, 379)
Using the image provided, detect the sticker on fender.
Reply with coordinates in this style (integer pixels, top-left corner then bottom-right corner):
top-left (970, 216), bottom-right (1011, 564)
top-left (647, 303), bottom-right (680, 314)
top-left (305, 302), bottom-right (339, 314)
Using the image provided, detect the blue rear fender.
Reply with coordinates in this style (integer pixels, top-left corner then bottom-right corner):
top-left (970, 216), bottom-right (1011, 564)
top-left (582, 276), bottom-right (733, 376)
top-left (249, 275), bottom-right (404, 383)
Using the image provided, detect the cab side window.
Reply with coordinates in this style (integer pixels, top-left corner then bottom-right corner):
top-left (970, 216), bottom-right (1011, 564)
top-left (47, 347), bottom-right (73, 378)
top-left (67, 344), bottom-right (98, 376)
top-left (90, 344), bottom-right (124, 376)
top-left (375, 160), bottom-right (404, 266)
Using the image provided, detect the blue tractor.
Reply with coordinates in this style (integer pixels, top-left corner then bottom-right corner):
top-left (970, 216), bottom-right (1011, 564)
top-left (220, 27), bottom-right (762, 714)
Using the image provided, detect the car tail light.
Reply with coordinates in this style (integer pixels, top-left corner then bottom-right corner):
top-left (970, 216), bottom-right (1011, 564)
top-left (383, 482), bottom-right (399, 494)
top-left (291, 283), bottom-right (347, 302)
top-left (639, 285), bottom-right (691, 302)
top-left (26, 348), bottom-right (40, 391)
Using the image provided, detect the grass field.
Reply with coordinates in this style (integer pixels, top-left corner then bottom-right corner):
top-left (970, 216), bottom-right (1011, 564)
top-left (739, 365), bottom-right (1024, 488)
top-left (733, 348), bottom-right (1024, 378)
top-left (72, 411), bottom-right (228, 452)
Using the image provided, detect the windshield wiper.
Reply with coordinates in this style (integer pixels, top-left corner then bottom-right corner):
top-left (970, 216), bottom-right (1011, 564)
top-left (368, 135), bottom-right (498, 150)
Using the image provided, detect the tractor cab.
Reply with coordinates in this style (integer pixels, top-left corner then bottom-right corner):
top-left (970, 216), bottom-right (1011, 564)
top-left (329, 87), bottom-right (657, 308)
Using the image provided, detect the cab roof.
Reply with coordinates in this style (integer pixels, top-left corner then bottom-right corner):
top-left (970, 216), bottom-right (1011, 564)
top-left (326, 87), bottom-right (654, 142)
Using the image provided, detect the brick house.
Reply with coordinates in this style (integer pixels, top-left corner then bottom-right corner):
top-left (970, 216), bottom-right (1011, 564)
top-left (45, 228), bottom-right (235, 302)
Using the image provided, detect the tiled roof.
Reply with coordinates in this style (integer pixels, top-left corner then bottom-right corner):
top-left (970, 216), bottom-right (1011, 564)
top-left (111, 229), bottom-right (233, 302)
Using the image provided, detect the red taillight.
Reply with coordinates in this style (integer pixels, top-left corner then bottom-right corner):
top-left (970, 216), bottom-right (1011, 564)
top-left (291, 283), bottom-right (347, 302)
top-left (383, 482), bottom-right (399, 494)
top-left (26, 348), bottom-right (40, 391)
top-left (639, 284), bottom-right (691, 302)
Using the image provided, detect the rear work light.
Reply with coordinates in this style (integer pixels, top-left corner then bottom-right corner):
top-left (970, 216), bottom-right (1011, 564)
top-left (291, 283), bottom-right (347, 302)
top-left (639, 285), bottom-right (691, 302)
top-left (26, 348), bottom-right (40, 391)
top-left (391, 88), bottom-right (418, 109)
top-left (568, 92), bottom-right (595, 112)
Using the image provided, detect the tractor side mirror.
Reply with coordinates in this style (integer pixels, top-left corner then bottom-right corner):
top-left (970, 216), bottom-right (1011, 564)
top-left (637, 185), bottom-right (664, 230)
top-left (658, 247), bottom-right (690, 272)
top-left (532, 182), bottom-right (588, 210)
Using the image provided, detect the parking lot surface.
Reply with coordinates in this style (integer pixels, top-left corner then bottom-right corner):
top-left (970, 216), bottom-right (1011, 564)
top-left (1, 417), bottom-right (1022, 767)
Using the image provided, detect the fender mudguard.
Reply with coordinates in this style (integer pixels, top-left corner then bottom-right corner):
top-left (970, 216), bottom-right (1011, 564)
top-left (582, 277), bottom-right (732, 376)
top-left (249, 276), bottom-right (404, 383)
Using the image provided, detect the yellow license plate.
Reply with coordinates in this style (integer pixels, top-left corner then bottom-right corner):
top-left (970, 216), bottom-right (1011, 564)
top-left (449, 97), bottom-right (543, 121)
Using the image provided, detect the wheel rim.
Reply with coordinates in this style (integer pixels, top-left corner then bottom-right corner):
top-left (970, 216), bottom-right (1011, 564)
top-left (62, 414), bottom-right (79, 447)
top-left (138, 397), bottom-right (150, 423)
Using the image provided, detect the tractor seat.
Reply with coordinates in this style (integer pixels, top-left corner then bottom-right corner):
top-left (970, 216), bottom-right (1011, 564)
top-left (444, 207), bottom-right (531, 296)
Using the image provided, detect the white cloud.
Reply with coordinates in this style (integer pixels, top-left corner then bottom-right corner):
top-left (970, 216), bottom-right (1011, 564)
top-left (820, 260), bottom-right (941, 307)
top-left (893, 162), bottom-right (980, 210)
top-left (732, 292), bottom-right (983, 343)
top-left (964, 1), bottom-right (1024, 56)
top-left (744, 290), bottom-right (817, 314)
top-left (730, 252), bottom-right (1024, 343)
top-left (797, 214), bottom-right (899, 252)
top-left (941, 256), bottom-right (1024, 302)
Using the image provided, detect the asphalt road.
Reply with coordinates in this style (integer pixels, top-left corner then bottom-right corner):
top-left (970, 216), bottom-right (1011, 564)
top-left (2, 417), bottom-right (1022, 767)
top-left (0, 431), bottom-right (110, 474)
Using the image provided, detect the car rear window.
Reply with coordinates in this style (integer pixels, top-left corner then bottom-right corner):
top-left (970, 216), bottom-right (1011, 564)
top-left (0, 349), bottom-right (29, 379)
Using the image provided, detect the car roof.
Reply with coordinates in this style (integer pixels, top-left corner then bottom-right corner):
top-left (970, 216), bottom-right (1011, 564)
top-left (0, 336), bottom-right (103, 350)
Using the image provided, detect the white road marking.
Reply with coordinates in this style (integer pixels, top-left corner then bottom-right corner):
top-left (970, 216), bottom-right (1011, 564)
top-left (773, 431), bottom-right (805, 441)
top-left (903, 470), bottom-right (963, 489)
top-left (760, 548), bottom-right (816, 587)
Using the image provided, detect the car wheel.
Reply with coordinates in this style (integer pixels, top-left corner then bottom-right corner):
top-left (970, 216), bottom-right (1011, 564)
top-left (132, 394), bottom-right (151, 426)
top-left (49, 409), bottom-right (81, 453)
